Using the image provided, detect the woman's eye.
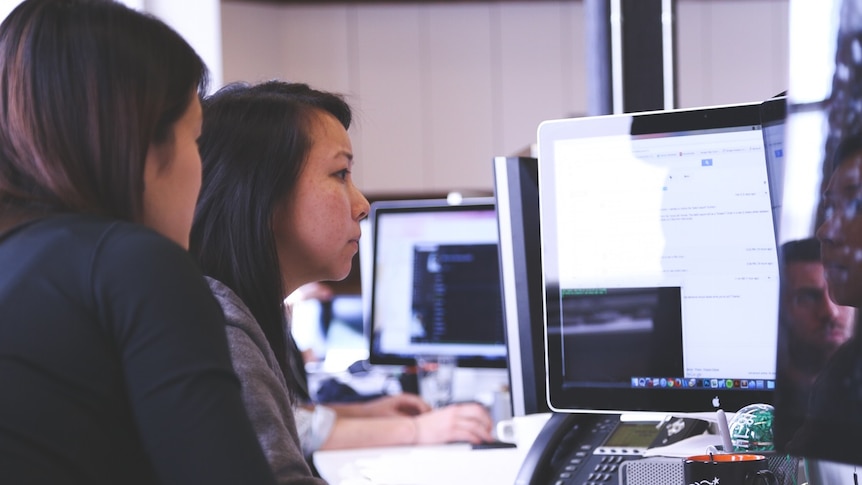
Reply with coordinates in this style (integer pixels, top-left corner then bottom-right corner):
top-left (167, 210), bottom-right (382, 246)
top-left (336, 169), bottom-right (350, 180)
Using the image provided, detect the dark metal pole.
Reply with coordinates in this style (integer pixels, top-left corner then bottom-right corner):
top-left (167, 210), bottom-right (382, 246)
top-left (585, 0), bottom-right (613, 116)
top-left (586, 0), bottom-right (676, 115)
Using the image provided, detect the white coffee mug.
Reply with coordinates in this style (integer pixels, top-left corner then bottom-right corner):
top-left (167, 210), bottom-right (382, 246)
top-left (495, 412), bottom-right (553, 447)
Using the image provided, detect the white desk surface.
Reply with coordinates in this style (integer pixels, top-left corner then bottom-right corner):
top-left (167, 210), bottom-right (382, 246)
top-left (309, 359), bottom-right (517, 484)
top-left (311, 411), bottom-right (730, 484)
top-left (313, 442), bottom-right (527, 485)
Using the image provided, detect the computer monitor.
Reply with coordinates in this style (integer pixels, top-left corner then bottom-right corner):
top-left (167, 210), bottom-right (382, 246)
top-left (492, 156), bottom-right (551, 416)
top-left (538, 101), bottom-right (780, 414)
top-left (366, 197), bottom-right (507, 368)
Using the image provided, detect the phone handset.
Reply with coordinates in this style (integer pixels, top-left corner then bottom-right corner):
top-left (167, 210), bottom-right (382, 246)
top-left (513, 412), bottom-right (599, 485)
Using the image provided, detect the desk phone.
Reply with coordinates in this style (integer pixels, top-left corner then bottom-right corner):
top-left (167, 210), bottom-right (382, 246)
top-left (515, 413), bottom-right (708, 485)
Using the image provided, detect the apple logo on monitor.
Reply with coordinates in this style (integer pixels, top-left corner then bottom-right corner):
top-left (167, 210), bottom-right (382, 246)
top-left (713, 396), bottom-right (721, 408)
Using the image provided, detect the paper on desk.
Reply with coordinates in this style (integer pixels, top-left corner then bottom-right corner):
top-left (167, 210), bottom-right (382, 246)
top-left (330, 445), bottom-right (522, 485)
top-left (642, 432), bottom-right (724, 459)
top-left (637, 410), bottom-right (735, 459)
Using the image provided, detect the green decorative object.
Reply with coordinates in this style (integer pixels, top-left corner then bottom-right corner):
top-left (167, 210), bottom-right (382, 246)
top-left (729, 403), bottom-right (775, 452)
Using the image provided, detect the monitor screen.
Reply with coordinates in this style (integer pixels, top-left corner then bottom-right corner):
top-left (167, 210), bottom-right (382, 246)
top-left (538, 102), bottom-right (780, 413)
top-left (493, 156), bottom-right (551, 416)
top-left (367, 197), bottom-right (507, 368)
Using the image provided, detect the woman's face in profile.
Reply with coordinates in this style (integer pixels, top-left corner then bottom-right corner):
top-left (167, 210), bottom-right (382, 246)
top-left (272, 110), bottom-right (370, 296)
top-left (141, 96), bottom-right (203, 248)
top-left (817, 152), bottom-right (862, 307)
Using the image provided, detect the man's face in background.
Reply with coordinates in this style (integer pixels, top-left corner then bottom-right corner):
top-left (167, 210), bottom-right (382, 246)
top-left (784, 260), bottom-right (855, 361)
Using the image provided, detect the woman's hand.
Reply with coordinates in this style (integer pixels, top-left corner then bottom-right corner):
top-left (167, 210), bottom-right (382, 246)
top-left (412, 402), bottom-right (494, 444)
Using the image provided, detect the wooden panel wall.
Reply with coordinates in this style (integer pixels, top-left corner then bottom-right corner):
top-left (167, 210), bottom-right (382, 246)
top-left (220, 0), bottom-right (788, 195)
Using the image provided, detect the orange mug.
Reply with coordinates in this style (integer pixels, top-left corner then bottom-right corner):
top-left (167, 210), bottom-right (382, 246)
top-left (684, 453), bottom-right (777, 485)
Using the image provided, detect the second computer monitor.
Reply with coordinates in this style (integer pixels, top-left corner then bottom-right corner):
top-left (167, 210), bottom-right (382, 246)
top-left (367, 197), bottom-right (507, 368)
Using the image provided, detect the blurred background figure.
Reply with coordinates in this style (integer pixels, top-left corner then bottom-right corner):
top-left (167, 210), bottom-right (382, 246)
top-left (775, 237), bottom-right (855, 450)
top-left (779, 237), bottom-right (855, 388)
top-left (287, 282), bottom-right (339, 366)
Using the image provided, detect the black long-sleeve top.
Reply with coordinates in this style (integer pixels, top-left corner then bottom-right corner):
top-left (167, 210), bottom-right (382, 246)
top-left (0, 214), bottom-right (277, 485)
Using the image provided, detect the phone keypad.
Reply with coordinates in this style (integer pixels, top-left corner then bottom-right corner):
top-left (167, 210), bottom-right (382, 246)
top-left (549, 416), bottom-right (641, 485)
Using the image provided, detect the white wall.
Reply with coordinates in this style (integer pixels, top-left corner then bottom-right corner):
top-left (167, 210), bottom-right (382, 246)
top-left (676, 0), bottom-right (789, 107)
top-left (0, 0), bottom-right (19, 20)
top-left (220, 0), bottom-right (788, 196)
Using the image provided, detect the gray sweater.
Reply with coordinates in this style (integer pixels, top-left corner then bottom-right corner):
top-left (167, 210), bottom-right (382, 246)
top-left (207, 277), bottom-right (328, 485)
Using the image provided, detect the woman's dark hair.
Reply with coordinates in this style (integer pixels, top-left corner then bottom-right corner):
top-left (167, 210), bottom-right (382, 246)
top-left (0, 0), bottom-right (209, 221)
top-left (190, 81), bottom-right (352, 392)
top-left (832, 133), bottom-right (862, 173)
